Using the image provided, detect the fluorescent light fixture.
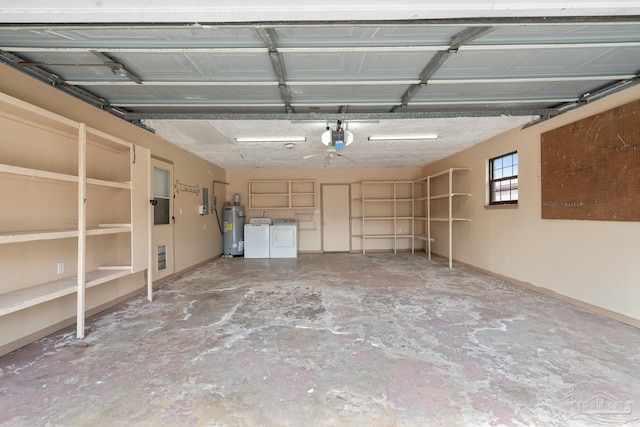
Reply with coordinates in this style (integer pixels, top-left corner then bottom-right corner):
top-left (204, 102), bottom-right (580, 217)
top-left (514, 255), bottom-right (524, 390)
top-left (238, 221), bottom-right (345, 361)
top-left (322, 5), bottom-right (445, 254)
top-left (235, 136), bottom-right (306, 143)
top-left (368, 134), bottom-right (438, 141)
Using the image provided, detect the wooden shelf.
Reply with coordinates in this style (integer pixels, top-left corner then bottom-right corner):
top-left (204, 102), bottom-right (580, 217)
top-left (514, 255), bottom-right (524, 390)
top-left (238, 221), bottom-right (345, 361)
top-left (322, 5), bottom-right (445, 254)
top-left (0, 225), bottom-right (132, 243)
top-left (430, 194), bottom-right (450, 200)
top-left (0, 163), bottom-right (79, 183)
top-left (86, 225), bottom-right (132, 236)
top-left (0, 277), bottom-right (77, 317)
top-left (86, 126), bottom-right (131, 153)
top-left (249, 179), bottom-right (316, 209)
top-left (86, 177), bottom-right (132, 189)
top-left (366, 234), bottom-right (412, 239)
top-left (0, 229), bottom-right (79, 244)
top-left (430, 192), bottom-right (471, 200)
top-left (86, 268), bottom-right (133, 288)
top-left (0, 267), bottom-right (134, 317)
top-left (422, 167), bottom-right (469, 180)
top-left (0, 92), bottom-right (78, 137)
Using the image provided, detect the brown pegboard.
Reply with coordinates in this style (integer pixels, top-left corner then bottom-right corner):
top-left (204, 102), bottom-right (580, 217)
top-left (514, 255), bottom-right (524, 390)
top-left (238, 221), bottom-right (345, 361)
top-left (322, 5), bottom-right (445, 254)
top-left (541, 98), bottom-right (640, 221)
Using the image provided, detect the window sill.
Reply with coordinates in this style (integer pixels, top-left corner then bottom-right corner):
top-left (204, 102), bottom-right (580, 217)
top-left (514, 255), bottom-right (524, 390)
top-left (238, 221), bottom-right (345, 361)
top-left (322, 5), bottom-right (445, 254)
top-left (485, 203), bottom-right (518, 210)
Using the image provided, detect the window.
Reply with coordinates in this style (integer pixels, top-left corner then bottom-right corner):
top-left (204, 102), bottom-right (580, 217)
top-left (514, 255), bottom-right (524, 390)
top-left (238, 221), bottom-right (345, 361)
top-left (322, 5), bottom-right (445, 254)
top-left (489, 152), bottom-right (518, 204)
top-left (153, 167), bottom-right (171, 225)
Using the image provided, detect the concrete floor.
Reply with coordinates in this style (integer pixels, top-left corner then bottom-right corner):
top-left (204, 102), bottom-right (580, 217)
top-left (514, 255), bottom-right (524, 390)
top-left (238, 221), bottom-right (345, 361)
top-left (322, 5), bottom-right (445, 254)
top-left (1, 253), bottom-right (639, 427)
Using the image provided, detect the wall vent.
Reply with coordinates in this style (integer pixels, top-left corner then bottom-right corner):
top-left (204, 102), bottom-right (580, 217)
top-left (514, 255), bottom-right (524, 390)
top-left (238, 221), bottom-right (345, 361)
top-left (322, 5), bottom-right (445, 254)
top-left (157, 245), bottom-right (167, 271)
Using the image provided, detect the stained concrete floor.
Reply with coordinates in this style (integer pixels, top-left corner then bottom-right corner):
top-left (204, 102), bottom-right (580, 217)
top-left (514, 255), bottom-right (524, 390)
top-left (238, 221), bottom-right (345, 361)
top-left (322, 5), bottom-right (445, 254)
top-left (1, 253), bottom-right (639, 427)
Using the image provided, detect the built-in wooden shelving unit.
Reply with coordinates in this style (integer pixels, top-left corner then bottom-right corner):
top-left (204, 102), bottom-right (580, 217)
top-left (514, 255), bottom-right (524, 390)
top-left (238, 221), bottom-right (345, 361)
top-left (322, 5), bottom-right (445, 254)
top-left (414, 168), bottom-right (470, 268)
top-left (356, 181), bottom-right (414, 254)
top-left (249, 179), bottom-right (316, 209)
top-left (0, 92), bottom-right (151, 339)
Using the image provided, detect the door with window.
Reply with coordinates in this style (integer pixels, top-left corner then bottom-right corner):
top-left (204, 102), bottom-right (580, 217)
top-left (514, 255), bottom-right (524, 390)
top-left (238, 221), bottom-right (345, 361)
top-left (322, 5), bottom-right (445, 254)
top-left (152, 158), bottom-right (174, 280)
top-left (321, 184), bottom-right (351, 252)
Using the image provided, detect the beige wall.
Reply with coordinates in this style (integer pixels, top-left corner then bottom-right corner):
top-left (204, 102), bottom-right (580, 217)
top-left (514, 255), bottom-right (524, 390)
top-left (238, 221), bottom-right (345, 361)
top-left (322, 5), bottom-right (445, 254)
top-left (421, 84), bottom-right (640, 323)
top-left (227, 168), bottom-right (421, 252)
top-left (0, 64), bottom-right (226, 354)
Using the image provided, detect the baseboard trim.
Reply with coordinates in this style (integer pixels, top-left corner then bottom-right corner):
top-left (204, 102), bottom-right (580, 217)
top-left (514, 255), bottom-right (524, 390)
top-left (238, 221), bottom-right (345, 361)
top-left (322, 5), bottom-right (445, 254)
top-left (1, 256), bottom-right (222, 357)
top-left (0, 318), bottom-right (75, 357)
top-left (436, 254), bottom-right (640, 329)
top-left (151, 255), bottom-right (220, 288)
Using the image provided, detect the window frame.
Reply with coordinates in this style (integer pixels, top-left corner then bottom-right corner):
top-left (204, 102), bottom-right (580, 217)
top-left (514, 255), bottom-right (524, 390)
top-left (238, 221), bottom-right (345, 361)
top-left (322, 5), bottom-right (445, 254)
top-left (153, 166), bottom-right (171, 225)
top-left (488, 151), bottom-right (519, 206)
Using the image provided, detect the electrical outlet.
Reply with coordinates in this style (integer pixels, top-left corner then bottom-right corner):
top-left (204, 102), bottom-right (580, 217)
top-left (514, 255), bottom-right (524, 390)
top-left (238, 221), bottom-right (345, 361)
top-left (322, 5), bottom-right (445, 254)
top-left (57, 262), bottom-right (65, 275)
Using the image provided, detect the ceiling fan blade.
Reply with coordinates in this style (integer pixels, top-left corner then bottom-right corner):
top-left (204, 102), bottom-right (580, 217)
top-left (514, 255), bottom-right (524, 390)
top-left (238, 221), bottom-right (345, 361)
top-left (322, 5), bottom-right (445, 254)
top-left (303, 153), bottom-right (322, 159)
top-left (339, 154), bottom-right (357, 163)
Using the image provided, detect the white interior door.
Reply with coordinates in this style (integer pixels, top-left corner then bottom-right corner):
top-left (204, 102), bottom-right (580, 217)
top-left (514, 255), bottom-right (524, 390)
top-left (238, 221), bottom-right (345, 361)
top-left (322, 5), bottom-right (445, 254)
top-left (322, 184), bottom-right (351, 252)
top-left (151, 158), bottom-right (174, 280)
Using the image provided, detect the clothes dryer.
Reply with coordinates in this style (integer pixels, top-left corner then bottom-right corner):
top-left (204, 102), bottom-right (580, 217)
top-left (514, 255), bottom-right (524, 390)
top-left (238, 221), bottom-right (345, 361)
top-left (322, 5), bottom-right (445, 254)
top-left (270, 218), bottom-right (297, 258)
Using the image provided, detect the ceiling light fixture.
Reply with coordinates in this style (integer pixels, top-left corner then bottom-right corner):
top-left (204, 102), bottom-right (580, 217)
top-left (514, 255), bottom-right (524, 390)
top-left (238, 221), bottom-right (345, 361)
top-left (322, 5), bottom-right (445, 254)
top-left (235, 136), bottom-right (306, 143)
top-left (321, 129), bottom-right (354, 145)
top-left (368, 134), bottom-right (439, 141)
top-left (321, 120), bottom-right (353, 152)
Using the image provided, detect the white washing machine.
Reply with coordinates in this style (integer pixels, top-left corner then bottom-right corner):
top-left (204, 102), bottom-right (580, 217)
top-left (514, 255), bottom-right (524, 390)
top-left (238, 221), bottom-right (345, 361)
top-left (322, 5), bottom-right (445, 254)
top-left (243, 218), bottom-right (272, 258)
top-left (270, 218), bottom-right (297, 258)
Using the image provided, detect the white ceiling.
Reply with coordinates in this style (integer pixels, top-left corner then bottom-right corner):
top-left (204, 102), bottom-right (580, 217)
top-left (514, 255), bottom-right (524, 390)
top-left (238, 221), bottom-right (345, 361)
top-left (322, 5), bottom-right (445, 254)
top-left (1, 1), bottom-right (639, 169)
top-left (146, 117), bottom-right (536, 169)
